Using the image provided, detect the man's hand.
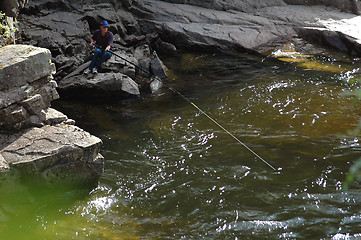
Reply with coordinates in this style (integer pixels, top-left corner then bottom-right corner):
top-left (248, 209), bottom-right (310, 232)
top-left (105, 45), bottom-right (111, 52)
top-left (90, 39), bottom-right (95, 47)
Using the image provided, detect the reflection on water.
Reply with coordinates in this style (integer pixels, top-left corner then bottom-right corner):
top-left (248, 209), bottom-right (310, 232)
top-left (2, 49), bottom-right (361, 239)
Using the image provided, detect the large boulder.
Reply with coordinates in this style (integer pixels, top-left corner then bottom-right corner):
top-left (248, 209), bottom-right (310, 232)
top-left (58, 72), bottom-right (140, 97)
top-left (130, 0), bottom-right (295, 51)
top-left (0, 124), bottom-right (103, 187)
top-left (56, 47), bottom-right (168, 98)
top-left (57, 50), bottom-right (141, 98)
top-left (0, 44), bottom-right (104, 187)
top-left (130, 0), bottom-right (361, 56)
top-left (259, 5), bottom-right (361, 55)
top-left (0, 44), bottom-right (58, 130)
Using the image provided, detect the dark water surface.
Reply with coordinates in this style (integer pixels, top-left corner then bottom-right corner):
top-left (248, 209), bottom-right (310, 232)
top-left (2, 50), bottom-right (361, 239)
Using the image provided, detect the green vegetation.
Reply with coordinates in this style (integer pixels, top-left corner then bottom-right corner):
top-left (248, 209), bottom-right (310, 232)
top-left (0, 11), bottom-right (18, 47)
top-left (342, 75), bottom-right (361, 190)
top-left (344, 159), bottom-right (361, 190)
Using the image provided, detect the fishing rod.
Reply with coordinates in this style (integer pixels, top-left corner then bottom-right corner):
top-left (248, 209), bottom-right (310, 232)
top-left (109, 49), bottom-right (277, 171)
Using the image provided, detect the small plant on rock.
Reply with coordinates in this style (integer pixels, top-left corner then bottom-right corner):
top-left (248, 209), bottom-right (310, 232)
top-left (0, 11), bottom-right (18, 47)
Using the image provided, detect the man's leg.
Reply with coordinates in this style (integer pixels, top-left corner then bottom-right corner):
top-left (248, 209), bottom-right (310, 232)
top-left (95, 51), bottom-right (112, 70)
top-left (88, 48), bottom-right (102, 70)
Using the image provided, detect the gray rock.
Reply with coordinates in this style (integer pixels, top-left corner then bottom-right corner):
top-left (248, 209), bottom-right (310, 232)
top-left (157, 0), bottom-right (286, 12)
top-left (0, 41), bottom-right (104, 187)
top-left (134, 44), bottom-right (152, 77)
top-left (26, 114), bottom-right (43, 127)
top-left (38, 80), bottom-right (60, 105)
top-left (0, 124), bottom-right (103, 187)
top-left (150, 51), bottom-right (167, 79)
top-left (21, 94), bottom-right (46, 115)
top-left (284, 0), bottom-right (361, 15)
top-left (259, 5), bottom-right (361, 55)
top-left (0, 84), bottom-right (30, 109)
top-left (13, 0), bottom-right (361, 68)
top-left (121, 75), bottom-right (141, 95)
top-left (153, 38), bottom-right (177, 55)
top-left (0, 105), bottom-right (28, 130)
top-left (0, 45), bottom-right (56, 91)
top-left (0, 45), bottom-right (59, 130)
top-left (58, 72), bottom-right (140, 96)
top-left (103, 50), bottom-right (137, 79)
top-left (131, 0), bottom-right (361, 56)
top-left (44, 107), bottom-right (69, 125)
top-left (131, 0), bottom-right (296, 51)
top-left (63, 118), bottom-right (76, 125)
top-left (0, 154), bottom-right (9, 172)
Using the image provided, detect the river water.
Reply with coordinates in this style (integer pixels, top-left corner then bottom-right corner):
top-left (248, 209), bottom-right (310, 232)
top-left (2, 47), bottom-right (361, 239)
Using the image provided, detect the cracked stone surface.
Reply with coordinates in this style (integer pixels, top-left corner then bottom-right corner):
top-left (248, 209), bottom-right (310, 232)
top-left (0, 124), bottom-right (104, 186)
top-left (132, 0), bottom-right (361, 55)
top-left (0, 45), bottom-right (60, 130)
top-left (0, 45), bottom-right (55, 91)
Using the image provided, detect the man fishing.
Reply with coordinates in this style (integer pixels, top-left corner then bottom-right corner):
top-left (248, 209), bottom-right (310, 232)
top-left (84, 20), bottom-right (113, 74)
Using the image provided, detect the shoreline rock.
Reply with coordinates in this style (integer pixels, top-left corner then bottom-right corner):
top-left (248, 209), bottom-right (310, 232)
top-left (0, 124), bottom-right (103, 187)
top-left (131, 0), bottom-right (361, 56)
top-left (0, 44), bottom-right (58, 130)
top-left (5, 0), bottom-right (361, 63)
top-left (0, 44), bottom-right (104, 188)
top-left (9, 0), bottom-right (361, 100)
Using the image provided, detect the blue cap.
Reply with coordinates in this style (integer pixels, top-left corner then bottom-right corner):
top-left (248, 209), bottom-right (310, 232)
top-left (100, 20), bottom-right (110, 27)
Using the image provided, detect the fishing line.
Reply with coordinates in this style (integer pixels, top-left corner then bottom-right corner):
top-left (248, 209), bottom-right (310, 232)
top-left (109, 50), bottom-right (277, 171)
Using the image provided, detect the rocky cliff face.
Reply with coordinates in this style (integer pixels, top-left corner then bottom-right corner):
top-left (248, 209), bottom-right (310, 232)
top-left (13, 0), bottom-right (361, 69)
top-left (131, 0), bottom-right (361, 55)
top-left (0, 45), bottom-right (59, 130)
top-left (0, 45), bottom-right (103, 188)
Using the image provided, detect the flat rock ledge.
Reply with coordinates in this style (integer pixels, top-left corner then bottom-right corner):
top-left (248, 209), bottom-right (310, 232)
top-left (0, 44), bottom-right (104, 188)
top-left (132, 0), bottom-right (361, 56)
top-left (0, 124), bottom-right (104, 187)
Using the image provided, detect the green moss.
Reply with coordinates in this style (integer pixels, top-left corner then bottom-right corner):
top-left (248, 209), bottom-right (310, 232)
top-left (0, 11), bottom-right (18, 47)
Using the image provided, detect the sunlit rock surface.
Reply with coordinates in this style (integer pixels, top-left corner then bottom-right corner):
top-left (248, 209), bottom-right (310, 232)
top-left (131, 0), bottom-right (361, 55)
top-left (0, 125), bottom-right (104, 186)
top-left (0, 45), bottom-right (58, 130)
top-left (0, 44), bottom-right (104, 187)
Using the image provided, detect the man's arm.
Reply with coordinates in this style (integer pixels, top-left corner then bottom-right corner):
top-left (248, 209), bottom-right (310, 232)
top-left (105, 32), bottom-right (113, 51)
